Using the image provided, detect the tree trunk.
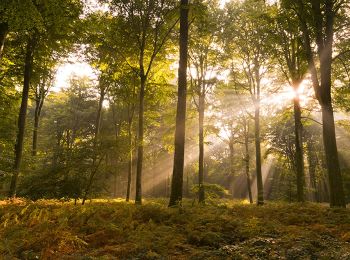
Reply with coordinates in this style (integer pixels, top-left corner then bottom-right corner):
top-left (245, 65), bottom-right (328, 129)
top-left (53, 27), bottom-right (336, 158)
top-left (307, 141), bottom-right (318, 202)
top-left (53, 128), bottom-right (63, 167)
top-left (198, 93), bottom-right (205, 203)
top-left (321, 103), bottom-right (345, 207)
top-left (229, 141), bottom-right (235, 196)
top-left (32, 98), bottom-right (44, 156)
top-left (254, 104), bottom-right (264, 205)
top-left (293, 93), bottom-right (305, 202)
top-left (126, 120), bottom-right (133, 202)
top-left (244, 122), bottom-right (253, 204)
top-left (229, 141), bottom-right (234, 175)
top-left (8, 36), bottom-right (36, 198)
top-left (318, 5), bottom-right (345, 207)
top-left (0, 22), bottom-right (8, 60)
top-left (298, 0), bottom-right (345, 207)
top-left (135, 76), bottom-right (146, 205)
top-left (32, 103), bottom-right (40, 156)
top-left (169, 0), bottom-right (189, 207)
top-left (82, 86), bottom-right (105, 205)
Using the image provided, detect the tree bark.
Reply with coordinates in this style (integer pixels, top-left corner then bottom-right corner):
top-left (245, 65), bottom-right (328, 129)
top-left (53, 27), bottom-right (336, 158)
top-left (321, 103), bottom-right (345, 207)
top-left (254, 103), bottom-right (264, 205)
top-left (244, 121), bottom-right (253, 204)
top-left (32, 104), bottom-right (40, 156)
top-left (318, 2), bottom-right (345, 206)
top-left (198, 93), bottom-right (205, 203)
top-left (229, 140), bottom-right (235, 196)
top-left (9, 36), bottom-right (36, 198)
top-left (229, 141), bottom-right (234, 175)
top-left (135, 75), bottom-right (146, 205)
top-left (32, 97), bottom-right (44, 156)
top-left (169, 0), bottom-right (189, 207)
top-left (293, 92), bottom-right (305, 202)
top-left (0, 22), bottom-right (8, 60)
top-left (82, 86), bottom-right (105, 205)
top-left (126, 117), bottom-right (133, 202)
top-left (306, 140), bottom-right (318, 202)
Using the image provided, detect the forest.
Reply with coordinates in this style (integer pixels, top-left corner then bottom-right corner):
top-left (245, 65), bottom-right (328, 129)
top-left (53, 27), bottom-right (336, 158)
top-left (1, 0), bottom-right (350, 259)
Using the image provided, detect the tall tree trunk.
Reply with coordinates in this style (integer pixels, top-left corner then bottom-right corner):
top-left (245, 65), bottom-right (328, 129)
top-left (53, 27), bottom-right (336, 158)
top-left (229, 141), bottom-right (235, 196)
top-left (254, 104), bottom-right (264, 205)
top-left (8, 36), bottom-right (36, 198)
top-left (297, 0), bottom-right (345, 207)
top-left (32, 105), bottom-right (40, 156)
top-left (244, 122), bottom-right (253, 204)
top-left (293, 91), bottom-right (305, 202)
top-left (126, 120), bottom-right (133, 202)
top-left (319, 2), bottom-right (345, 207)
top-left (307, 140), bottom-right (318, 202)
top-left (229, 140), bottom-right (234, 175)
top-left (0, 22), bottom-right (8, 60)
top-left (321, 103), bottom-right (345, 207)
top-left (169, 0), bottom-right (189, 207)
top-left (135, 76), bottom-right (146, 205)
top-left (198, 93), bottom-right (205, 203)
top-left (32, 98), bottom-right (44, 156)
top-left (82, 86), bottom-right (105, 205)
top-left (53, 128), bottom-right (63, 167)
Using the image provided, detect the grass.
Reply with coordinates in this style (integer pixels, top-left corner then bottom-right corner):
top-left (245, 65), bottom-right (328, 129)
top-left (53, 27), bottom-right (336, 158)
top-left (1, 198), bottom-right (350, 259)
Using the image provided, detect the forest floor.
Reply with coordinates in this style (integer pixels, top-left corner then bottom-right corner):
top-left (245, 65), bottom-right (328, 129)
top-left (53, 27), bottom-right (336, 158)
top-left (0, 198), bottom-right (350, 259)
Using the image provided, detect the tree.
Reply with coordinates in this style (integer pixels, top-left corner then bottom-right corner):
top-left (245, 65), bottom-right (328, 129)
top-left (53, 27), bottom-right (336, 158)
top-left (169, 0), bottom-right (189, 207)
top-left (0, 22), bottom-right (8, 60)
top-left (240, 115), bottom-right (254, 204)
top-left (31, 58), bottom-right (55, 156)
top-left (104, 0), bottom-right (178, 204)
top-left (8, 0), bottom-right (82, 197)
top-left (283, 0), bottom-right (347, 207)
top-left (273, 7), bottom-right (308, 202)
top-left (0, 0), bottom-right (43, 60)
top-left (215, 83), bottom-right (254, 203)
top-left (82, 77), bottom-right (108, 205)
top-left (223, 0), bottom-right (274, 205)
top-left (188, 0), bottom-right (221, 203)
top-left (267, 109), bottom-right (300, 200)
top-left (9, 32), bottom-right (38, 197)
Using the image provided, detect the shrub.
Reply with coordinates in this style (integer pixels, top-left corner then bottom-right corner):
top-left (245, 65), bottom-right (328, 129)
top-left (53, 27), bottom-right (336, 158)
top-left (191, 183), bottom-right (229, 199)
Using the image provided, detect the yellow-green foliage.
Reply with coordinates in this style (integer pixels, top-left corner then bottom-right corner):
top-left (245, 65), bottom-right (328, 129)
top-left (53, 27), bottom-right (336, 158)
top-left (0, 199), bottom-right (350, 259)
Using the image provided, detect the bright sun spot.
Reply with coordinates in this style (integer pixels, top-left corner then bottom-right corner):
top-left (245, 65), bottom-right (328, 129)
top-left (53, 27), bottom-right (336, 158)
top-left (53, 60), bottom-right (97, 92)
top-left (261, 79), bottom-right (313, 109)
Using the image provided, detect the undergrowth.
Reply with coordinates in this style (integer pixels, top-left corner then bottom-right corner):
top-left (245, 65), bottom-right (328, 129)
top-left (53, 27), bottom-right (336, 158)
top-left (0, 199), bottom-right (349, 259)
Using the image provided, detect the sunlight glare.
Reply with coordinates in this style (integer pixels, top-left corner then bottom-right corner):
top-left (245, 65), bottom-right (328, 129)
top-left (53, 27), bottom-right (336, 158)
top-left (53, 62), bottom-right (98, 92)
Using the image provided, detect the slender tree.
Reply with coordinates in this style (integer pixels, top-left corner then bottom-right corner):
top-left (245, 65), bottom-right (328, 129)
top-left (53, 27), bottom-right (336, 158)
top-left (9, 35), bottom-right (37, 197)
top-left (82, 81), bottom-right (107, 205)
top-left (242, 116), bottom-right (253, 204)
top-left (169, 0), bottom-right (189, 207)
top-left (188, 0), bottom-right (221, 203)
top-left (0, 22), bottom-right (8, 59)
top-left (223, 0), bottom-right (274, 205)
top-left (105, 0), bottom-right (178, 204)
top-left (126, 94), bottom-right (136, 202)
top-left (274, 9), bottom-right (308, 202)
top-left (31, 62), bottom-right (55, 156)
top-left (8, 0), bottom-right (82, 197)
